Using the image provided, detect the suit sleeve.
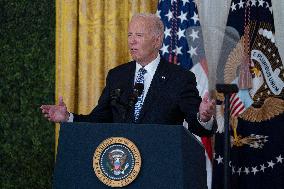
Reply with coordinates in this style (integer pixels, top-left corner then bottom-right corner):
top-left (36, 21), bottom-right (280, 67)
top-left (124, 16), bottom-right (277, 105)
top-left (73, 70), bottom-right (113, 123)
top-left (178, 71), bottom-right (215, 136)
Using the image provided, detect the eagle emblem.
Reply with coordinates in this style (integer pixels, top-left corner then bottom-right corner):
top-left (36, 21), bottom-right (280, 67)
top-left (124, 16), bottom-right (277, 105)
top-left (216, 22), bottom-right (284, 149)
top-left (108, 149), bottom-right (129, 176)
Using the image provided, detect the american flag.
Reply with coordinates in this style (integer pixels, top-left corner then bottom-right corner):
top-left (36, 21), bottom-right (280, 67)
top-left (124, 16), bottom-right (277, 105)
top-left (157, 1), bottom-right (213, 188)
top-left (230, 93), bottom-right (245, 117)
top-left (157, 0), bottom-right (212, 155)
top-left (157, 0), bottom-right (205, 70)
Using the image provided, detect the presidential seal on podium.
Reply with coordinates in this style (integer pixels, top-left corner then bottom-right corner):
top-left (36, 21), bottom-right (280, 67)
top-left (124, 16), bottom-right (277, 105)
top-left (93, 137), bottom-right (141, 187)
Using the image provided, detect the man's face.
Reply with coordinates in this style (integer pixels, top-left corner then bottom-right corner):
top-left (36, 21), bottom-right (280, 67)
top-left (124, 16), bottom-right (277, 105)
top-left (128, 17), bottom-right (160, 66)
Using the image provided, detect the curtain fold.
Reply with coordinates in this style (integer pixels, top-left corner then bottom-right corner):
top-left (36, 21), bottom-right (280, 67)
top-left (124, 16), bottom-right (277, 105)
top-left (55, 0), bottom-right (158, 151)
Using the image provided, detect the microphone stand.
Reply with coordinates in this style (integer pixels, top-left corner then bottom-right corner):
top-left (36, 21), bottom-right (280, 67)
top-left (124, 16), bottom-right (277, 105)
top-left (216, 84), bottom-right (239, 189)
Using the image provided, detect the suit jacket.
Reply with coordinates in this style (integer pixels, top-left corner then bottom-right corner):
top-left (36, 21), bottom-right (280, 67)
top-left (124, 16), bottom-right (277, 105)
top-left (74, 58), bottom-right (213, 136)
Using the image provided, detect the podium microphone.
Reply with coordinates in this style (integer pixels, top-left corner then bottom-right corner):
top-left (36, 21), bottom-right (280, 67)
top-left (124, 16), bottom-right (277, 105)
top-left (110, 88), bottom-right (122, 106)
top-left (128, 83), bottom-right (144, 109)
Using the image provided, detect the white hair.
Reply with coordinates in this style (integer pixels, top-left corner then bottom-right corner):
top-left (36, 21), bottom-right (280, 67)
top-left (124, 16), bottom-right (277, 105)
top-left (132, 13), bottom-right (164, 37)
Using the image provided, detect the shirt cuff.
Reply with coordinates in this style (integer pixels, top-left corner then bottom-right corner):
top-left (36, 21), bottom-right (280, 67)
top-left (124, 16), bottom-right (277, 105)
top-left (197, 112), bottom-right (213, 130)
top-left (67, 112), bottom-right (74, 122)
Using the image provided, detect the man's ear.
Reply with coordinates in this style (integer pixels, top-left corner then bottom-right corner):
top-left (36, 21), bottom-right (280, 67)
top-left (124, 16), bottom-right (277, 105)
top-left (155, 34), bottom-right (163, 50)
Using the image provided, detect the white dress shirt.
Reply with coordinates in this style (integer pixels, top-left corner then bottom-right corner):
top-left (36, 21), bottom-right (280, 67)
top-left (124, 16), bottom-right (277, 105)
top-left (134, 54), bottom-right (160, 103)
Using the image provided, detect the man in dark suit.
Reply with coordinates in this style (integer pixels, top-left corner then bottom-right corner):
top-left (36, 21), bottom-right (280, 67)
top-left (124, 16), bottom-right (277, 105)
top-left (41, 13), bottom-right (215, 136)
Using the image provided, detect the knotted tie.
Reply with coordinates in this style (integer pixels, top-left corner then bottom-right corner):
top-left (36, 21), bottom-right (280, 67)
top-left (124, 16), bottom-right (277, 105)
top-left (134, 67), bottom-right (147, 122)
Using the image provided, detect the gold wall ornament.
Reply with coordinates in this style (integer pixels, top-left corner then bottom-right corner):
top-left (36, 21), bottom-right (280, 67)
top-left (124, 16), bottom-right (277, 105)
top-left (239, 97), bottom-right (284, 122)
top-left (223, 22), bottom-right (284, 122)
top-left (93, 137), bottom-right (141, 187)
top-left (224, 37), bottom-right (245, 84)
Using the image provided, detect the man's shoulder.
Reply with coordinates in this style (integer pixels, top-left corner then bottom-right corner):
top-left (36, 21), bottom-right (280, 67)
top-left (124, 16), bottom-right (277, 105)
top-left (160, 59), bottom-right (195, 78)
top-left (106, 61), bottom-right (135, 81)
top-left (109, 61), bottom-right (135, 73)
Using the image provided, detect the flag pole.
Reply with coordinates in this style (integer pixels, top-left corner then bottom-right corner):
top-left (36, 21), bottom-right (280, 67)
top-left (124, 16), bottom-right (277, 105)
top-left (216, 84), bottom-right (239, 189)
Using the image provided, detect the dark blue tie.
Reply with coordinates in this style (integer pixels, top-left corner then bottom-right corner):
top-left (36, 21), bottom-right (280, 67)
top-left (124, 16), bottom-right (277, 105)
top-left (134, 68), bottom-right (147, 122)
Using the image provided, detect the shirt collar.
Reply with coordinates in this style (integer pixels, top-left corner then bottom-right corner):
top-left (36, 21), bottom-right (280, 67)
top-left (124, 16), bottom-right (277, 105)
top-left (135, 54), bottom-right (160, 76)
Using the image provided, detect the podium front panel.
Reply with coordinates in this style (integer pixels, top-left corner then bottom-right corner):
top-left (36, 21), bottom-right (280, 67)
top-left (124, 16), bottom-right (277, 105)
top-left (53, 123), bottom-right (206, 189)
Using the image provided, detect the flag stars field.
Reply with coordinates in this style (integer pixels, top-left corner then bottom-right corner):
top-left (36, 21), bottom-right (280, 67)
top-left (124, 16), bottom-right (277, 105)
top-left (237, 167), bottom-right (242, 175)
top-left (160, 44), bottom-right (169, 55)
top-left (177, 28), bottom-right (186, 40)
top-left (178, 11), bottom-right (188, 23)
top-left (276, 154), bottom-right (283, 163)
top-left (231, 2), bottom-right (237, 11)
top-left (267, 160), bottom-right (275, 168)
top-left (238, 0), bottom-right (245, 8)
top-left (164, 27), bottom-right (171, 38)
top-left (189, 29), bottom-right (199, 41)
top-left (251, 166), bottom-right (259, 175)
top-left (260, 164), bottom-right (267, 172)
top-left (244, 167), bottom-right (250, 174)
top-left (258, 0), bottom-right (265, 7)
top-left (190, 12), bottom-right (199, 24)
top-left (216, 155), bottom-right (223, 164)
top-left (188, 46), bottom-right (197, 57)
top-left (214, 153), bottom-right (283, 176)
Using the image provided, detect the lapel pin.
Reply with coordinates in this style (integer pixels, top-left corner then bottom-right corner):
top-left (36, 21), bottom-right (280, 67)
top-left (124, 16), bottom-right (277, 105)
top-left (161, 76), bottom-right (166, 80)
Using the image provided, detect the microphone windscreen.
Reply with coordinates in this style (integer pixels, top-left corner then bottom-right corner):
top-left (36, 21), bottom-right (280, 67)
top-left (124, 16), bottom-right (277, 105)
top-left (133, 83), bottom-right (144, 96)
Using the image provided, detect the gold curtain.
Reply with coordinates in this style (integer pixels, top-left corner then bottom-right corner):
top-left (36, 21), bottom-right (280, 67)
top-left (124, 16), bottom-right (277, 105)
top-left (55, 0), bottom-right (158, 151)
